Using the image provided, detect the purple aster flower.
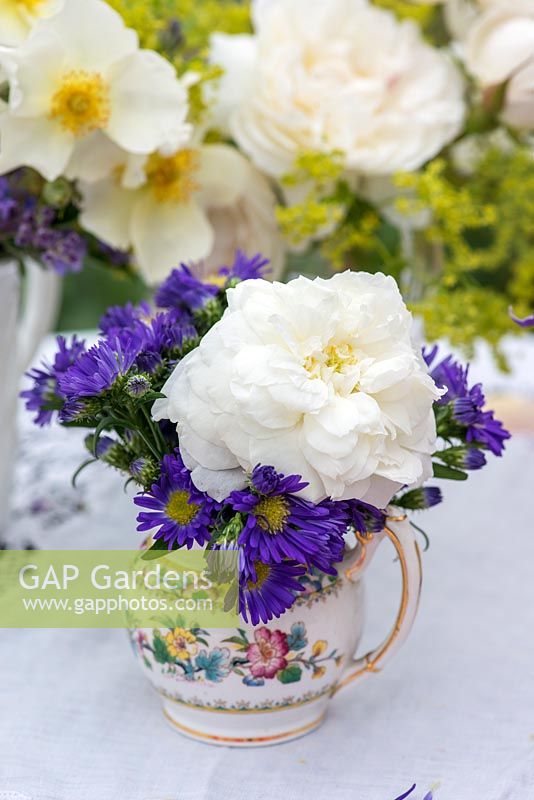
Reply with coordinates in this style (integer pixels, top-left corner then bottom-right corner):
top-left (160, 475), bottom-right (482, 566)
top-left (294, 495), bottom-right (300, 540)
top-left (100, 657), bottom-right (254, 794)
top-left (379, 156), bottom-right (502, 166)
top-left (424, 345), bottom-right (510, 456)
top-left (15, 206), bottom-right (87, 275)
top-left (40, 230), bottom-right (87, 275)
top-left (99, 302), bottom-right (151, 337)
top-left (229, 465), bottom-right (348, 573)
top-left (423, 346), bottom-right (468, 405)
top-left (134, 452), bottom-right (218, 549)
top-left (239, 555), bottom-right (306, 625)
top-left (155, 264), bottom-right (219, 313)
top-left (218, 250), bottom-right (270, 283)
top-left (509, 306), bottom-right (534, 328)
top-left (21, 334), bottom-right (86, 425)
top-left (133, 311), bottom-right (198, 374)
top-left (453, 388), bottom-right (510, 456)
top-left (58, 333), bottom-right (142, 399)
top-left (0, 176), bottom-right (19, 229)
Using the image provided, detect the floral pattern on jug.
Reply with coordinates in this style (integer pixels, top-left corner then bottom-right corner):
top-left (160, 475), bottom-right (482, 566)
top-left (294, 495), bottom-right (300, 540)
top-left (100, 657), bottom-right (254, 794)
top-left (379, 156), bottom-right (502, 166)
top-left (131, 621), bottom-right (343, 687)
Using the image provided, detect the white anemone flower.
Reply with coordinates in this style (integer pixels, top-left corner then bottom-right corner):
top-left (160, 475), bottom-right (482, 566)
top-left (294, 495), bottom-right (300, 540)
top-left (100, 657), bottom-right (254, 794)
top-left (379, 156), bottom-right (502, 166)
top-left (79, 143), bottom-right (284, 285)
top-left (153, 271), bottom-right (442, 505)
top-left (0, 0), bottom-right (63, 46)
top-left (0, 0), bottom-right (191, 181)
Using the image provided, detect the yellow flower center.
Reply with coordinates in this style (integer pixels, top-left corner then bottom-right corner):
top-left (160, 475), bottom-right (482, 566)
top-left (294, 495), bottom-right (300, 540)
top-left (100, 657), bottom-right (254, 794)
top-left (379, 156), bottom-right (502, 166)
top-left (165, 627), bottom-right (197, 660)
top-left (254, 496), bottom-right (290, 534)
top-left (204, 272), bottom-right (228, 288)
top-left (50, 70), bottom-right (110, 137)
top-left (15, 0), bottom-right (45, 10)
top-left (247, 561), bottom-right (271, 590)
top-left (144, 149), bottom-right (201, 204)
top-left (304, 341), bottom-right (357, 379)
top-left (165, 490), bottom-right (199, 526)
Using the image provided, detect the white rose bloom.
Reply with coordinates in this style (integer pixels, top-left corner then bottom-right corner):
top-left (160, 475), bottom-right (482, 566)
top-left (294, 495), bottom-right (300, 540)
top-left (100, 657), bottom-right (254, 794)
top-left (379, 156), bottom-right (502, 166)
top-left (0, 0), bottom-right (63, 46)
top-left (465, 0), bottom-right (534, 128)
top-left (0, 0), bottom-right (191, 181)
top-left (153, 271), bottom-right (442, 505)
top-left (79, 143), bottom-right (284, 285)
top-left (209, 0), bottom-right (465, 178)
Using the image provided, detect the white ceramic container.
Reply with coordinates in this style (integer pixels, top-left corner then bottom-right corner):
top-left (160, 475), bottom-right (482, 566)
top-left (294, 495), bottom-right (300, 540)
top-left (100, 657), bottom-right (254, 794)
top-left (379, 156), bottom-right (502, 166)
top-left (0, 258), bottom-right (61, 534)
top-left (130, 513), bottom-right (422, 746)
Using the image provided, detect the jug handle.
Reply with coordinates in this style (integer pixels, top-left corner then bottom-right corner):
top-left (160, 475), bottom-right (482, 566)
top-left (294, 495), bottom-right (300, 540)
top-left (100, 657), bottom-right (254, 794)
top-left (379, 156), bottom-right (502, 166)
top-left (333, 512), bottom-right (422, 694)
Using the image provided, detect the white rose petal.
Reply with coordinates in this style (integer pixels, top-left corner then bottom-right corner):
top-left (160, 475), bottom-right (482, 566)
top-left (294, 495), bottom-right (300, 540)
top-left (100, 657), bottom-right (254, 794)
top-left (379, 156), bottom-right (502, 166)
top-left (465, 0), bottom-right (534, 129)
top-left (154, 271), bottom-right (442, 505)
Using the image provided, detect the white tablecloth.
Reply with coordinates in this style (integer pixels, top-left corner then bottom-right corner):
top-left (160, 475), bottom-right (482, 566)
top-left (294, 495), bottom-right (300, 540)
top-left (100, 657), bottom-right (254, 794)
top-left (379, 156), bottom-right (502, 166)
top-left (1, 338), bottom-right (534, 800)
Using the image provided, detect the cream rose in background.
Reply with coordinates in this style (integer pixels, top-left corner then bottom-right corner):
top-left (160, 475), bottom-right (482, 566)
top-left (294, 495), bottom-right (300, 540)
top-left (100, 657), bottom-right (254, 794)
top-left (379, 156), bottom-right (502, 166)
top-left (0, 0), bottom-right (191, 181)
top-left (153, 271), bottom-right (442, 505)
top-left (0, 0), bottom-right (64, 46)
top-left (465, 0), bottom-right (534, 129)
top-left (79, 143), bottom-right (284, 285)
top-left (209, 0), bottom-right (466, 178)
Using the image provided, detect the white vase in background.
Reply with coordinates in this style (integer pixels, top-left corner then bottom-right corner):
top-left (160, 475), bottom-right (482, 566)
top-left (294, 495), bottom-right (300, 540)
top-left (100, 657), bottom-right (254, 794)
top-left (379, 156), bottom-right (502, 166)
top-left (0, 258), bottom-right (62, 535)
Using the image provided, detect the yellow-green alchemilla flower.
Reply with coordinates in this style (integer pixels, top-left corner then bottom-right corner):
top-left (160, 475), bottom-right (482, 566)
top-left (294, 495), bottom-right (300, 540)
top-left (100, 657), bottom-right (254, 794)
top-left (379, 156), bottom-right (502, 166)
top-left (0, 0), bottom-right (191, 181)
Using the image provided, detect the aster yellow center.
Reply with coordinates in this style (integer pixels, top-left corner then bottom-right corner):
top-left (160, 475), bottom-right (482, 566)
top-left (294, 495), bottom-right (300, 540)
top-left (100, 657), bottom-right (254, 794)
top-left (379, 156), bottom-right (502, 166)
top-left (50, 70), bottom-right (110, 137)
top-left (254, 496), bottom-right (290, 534)
top-left (165, 490), bottom-right (199, 526)
top-left (144, 149), bottom-right (201, 204)
top-left (247, 561), bottom-right (271, 590)
top-left (204, 273), bottom-right (228, 288)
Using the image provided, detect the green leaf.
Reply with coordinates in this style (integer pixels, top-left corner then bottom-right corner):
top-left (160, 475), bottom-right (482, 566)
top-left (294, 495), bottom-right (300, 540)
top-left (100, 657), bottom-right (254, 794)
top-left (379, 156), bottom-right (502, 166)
top-left (432, 462), bottom-right (468, 481)
top-left (140, 539), bottom-right (171, 561)
top-left (153, 635), bottom-right (170, 664)
top-left (222, 636), bottom-right (248, 649)
top-left (91, 415), bottom-right (115, 456)
top-left (277, 664), bottom-right (302, 684)
top-left (71, 458), bottom-right (97, 488)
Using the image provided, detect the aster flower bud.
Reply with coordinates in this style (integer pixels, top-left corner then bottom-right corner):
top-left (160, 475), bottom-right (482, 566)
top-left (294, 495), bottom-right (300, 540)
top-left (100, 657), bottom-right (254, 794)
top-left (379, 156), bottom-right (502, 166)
top-left (438, 445), bottom-right (487, 471)
top-left (125, 374), bottom-right (151, 399)
top-left (395, 487), bottom-right (443, 511)
top-left (85, 434), bottom-right (130, 470)
top-left (42, 177), bottom-right (74, 209)
top-left (129, 457), bottom-right (159, 487)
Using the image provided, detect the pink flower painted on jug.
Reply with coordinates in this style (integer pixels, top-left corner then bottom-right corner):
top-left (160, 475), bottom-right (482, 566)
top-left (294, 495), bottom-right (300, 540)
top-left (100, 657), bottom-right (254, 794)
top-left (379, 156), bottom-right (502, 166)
top-left (247, 628), bottom-right (289, 679)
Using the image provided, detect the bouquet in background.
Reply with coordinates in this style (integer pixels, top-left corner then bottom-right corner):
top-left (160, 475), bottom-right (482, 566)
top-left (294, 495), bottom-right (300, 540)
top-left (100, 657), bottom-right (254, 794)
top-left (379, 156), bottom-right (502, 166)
top-left (1, 0), bottom-right (533, 361)
top-left (22, 254), bottom-right (510, 624)
top-left (0, 0), bottom-right (284, 287)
